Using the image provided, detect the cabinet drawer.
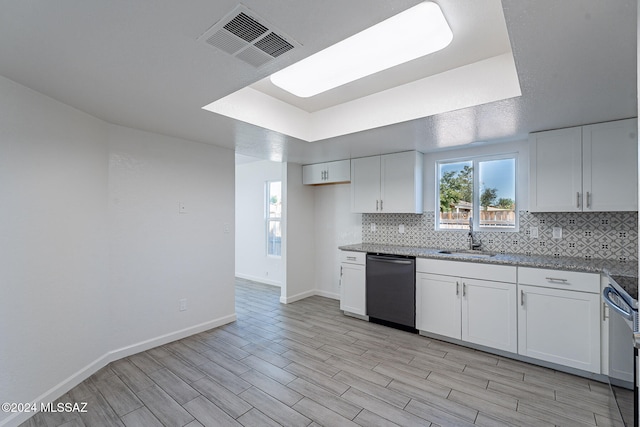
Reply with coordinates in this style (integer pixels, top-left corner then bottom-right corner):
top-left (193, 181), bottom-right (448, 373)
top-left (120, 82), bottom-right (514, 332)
top-left (416, 258), bottom-right (516, 283)
top-left (518, 267), bottom-right (599, 293)
top-left (340, 251), bottom-right (366, 265)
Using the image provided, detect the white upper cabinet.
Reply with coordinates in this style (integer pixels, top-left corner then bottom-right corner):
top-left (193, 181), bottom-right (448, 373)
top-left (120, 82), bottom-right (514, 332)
top-left (351, 155), bottom-right (381, 212)
top-left (529, 126), bottom-right (583, 212)
top-left (529, 118), bottom-right (637, 212)
top-left (351, 151), bottom-right (423, 213)
top-left (582, 120), bottom-right (638, 211)
top-left (302, 160), bottom-right (350, 185)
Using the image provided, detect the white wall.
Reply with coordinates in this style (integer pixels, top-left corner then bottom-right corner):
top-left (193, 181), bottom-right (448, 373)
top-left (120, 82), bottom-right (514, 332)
top-left (313, 184), bottom-right (362, 299)
top-left (0, 75), bottom-right (236, 427)
top-left (282, 163), bottom-right (316, 303)
top-left (235, 160), bottom-right (284, 286)
top-left (0, 75), bottom-right (110, 425)
top-left (108, 125), bottom-right (236, 354)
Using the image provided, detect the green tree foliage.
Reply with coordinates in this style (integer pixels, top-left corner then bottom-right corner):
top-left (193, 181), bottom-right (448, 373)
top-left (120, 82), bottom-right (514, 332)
top-left (439, 166), bottom-right (473, 212)
top-left (480, 187), bottom-right (498, 210)
top-left (497, 198), bottom-right (515, 210)
top-left (458, 165), bottom-right (472, 203)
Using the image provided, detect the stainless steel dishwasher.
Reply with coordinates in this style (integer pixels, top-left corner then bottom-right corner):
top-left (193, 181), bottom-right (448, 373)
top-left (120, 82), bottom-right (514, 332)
top-left (366, 253), bottom-right (416, 332)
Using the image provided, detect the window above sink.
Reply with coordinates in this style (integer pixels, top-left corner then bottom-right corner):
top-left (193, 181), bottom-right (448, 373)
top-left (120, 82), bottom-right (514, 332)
top-left (437, 154), bottom-right (518, 232)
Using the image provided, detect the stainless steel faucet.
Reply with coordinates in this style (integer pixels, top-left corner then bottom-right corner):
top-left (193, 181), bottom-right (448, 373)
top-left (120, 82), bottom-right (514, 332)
top-left (468, 216), bottom-right (481, 250)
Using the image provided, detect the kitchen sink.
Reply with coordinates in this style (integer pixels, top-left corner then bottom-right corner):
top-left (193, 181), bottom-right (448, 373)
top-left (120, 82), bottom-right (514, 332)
top-left (438, 250), bottom-right (495, 258)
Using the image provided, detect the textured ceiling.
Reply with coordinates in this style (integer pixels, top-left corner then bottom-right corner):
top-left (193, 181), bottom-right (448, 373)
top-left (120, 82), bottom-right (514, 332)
top-left (0, 0), bottom-right (636, 164)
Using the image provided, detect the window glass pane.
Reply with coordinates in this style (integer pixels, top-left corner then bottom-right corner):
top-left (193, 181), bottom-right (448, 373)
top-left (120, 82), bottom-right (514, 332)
top-left (478, 158), bottom-right (516, 228)
top-left (267, 220), bottom-right (281, 256)
top-left (438, 161), bottom-right (473, 230)
top-left (266, 181), bottom-right (282, 256)
top-left (268, 181), bottom-right (281, 219)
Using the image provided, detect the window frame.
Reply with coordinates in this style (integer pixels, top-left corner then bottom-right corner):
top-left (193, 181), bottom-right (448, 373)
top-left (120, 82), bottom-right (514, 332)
top-left (436, 153), bottom-right (518, 232)
top-left (265, 180), bottom-right (282, 257)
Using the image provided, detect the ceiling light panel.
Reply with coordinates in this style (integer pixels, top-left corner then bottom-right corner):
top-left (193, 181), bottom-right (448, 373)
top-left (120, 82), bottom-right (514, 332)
top-left (270, 1), bottom-right (453, 98)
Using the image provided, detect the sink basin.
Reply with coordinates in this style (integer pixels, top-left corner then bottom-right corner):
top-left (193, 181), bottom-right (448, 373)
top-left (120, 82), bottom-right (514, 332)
top-left (438, 250), bottom-right (495, 258)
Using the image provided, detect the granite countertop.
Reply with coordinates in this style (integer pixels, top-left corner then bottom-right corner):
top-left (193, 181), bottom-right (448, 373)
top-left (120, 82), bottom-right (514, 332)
top-left (339, 243), bottom-right (638, 299)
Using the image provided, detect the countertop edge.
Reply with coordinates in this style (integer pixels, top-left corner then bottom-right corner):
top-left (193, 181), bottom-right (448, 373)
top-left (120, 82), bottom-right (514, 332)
top-left (338, 243), bottom-right (638, 280)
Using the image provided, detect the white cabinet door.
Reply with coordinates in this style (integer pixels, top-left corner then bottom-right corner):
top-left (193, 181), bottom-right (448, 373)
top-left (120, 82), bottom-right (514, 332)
top-left (327, 160), bottom-right (351, 183)
top-left (583, 118), bottom-right (637, 211)
top-left (462, 279), bottom-right (517, 353)
top-left (380, 151), bottom-right (423, 213)
top-left (518, 285), bottom-right (601, 373)
top-left (351, 156), bottom-right (381, 213)
top-left (529, 127), bottom-right (583, 212)
top-left (302, 163), bottom-right (326, 185)
top-left (340, 262), bottom-right (366, 316)
top-left (416, 273), bottom-right (461, 340)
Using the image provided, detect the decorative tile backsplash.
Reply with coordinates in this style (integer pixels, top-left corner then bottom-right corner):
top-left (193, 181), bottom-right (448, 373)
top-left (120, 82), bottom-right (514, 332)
top-left (362, 211), bottom-right (638, 262)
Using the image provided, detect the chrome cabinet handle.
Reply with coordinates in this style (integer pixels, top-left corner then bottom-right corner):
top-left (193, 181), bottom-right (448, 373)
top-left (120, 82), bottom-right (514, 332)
top-left (380, 200), bottom-right (383, 211)
top-left (456, 281), bottom-right (459, 296)
top-left (346, 256), bottom-right (357, 261)
top-left (463, 283), bottom-right (466, 297)
top-left (376, 200), bottom-right (379, 211)
top-left (545, 277), bottom-right (568, 283)
top-left (602, 301), bottom-right (608, 321)
top-left (586, 191), bottom-right (590, 208)
top-left (521, 290), bottom-right (525, 306)
top-left (340, 266), bottom-right (343, 277)
top-left (577, 192), bottom-right (580, 208)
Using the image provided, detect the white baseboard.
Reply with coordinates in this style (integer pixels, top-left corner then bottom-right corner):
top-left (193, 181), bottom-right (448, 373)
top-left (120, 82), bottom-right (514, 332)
top-left (0, 353), bottom-right (112, 427)
top-left (279, 289), bottom-right (340, 304)
top-left (235, 272), bottom-right (282, 287)
top-left (0, 313), bottom-right (237, 427)
top-left (280, 289), bottom-right (315, 304)
top-left (314, 290), bottom-right (339, 300)
top-left (107, 314), bottom-right (236, 361)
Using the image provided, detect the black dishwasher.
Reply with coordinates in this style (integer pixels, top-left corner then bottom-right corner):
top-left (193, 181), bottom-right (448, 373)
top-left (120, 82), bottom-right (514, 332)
top-left (366, 253), bottom-right (416, 333)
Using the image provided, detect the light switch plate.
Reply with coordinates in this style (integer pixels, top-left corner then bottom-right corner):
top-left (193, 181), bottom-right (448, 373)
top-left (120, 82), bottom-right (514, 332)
top-left (552, 226), bottom-right (562, 239)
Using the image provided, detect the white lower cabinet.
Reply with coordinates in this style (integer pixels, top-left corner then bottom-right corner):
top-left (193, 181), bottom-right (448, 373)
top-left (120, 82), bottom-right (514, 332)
top-left (416, 260), bottom-right (517, 353)
top-left (416, 273), bottom-right (461, 339)
top-left (462, 278), bottom-right (517, 353)
top-left (339, 251), bottom-right (366, 316)
top-left (518, 280), bottom-right (601, 373)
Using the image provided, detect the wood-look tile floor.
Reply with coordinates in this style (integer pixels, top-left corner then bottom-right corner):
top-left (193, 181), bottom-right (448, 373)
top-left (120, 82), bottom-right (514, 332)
top-left (21, 278), bottom-right (625, 427)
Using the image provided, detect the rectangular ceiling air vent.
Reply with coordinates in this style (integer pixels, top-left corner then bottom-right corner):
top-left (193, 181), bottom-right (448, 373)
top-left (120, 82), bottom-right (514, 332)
top-left (199, 5), bottom-right (299, 68)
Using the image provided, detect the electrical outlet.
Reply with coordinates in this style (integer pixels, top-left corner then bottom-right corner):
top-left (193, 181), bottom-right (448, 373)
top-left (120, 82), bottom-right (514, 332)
top-left (179, 298), bottom-right (187, 311)
top-left (223, 222), bottom-right (231, 233)
top-left (530, 226), bottom-right (538, 238)
top-left (370, 223), bottom-right (376, 232)
top-left (552, 226), bottom-right (562, 239)
top-left (179, 202), bottom-right (187, 214)
top-left (399, 224), bottom-right (405, 234)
